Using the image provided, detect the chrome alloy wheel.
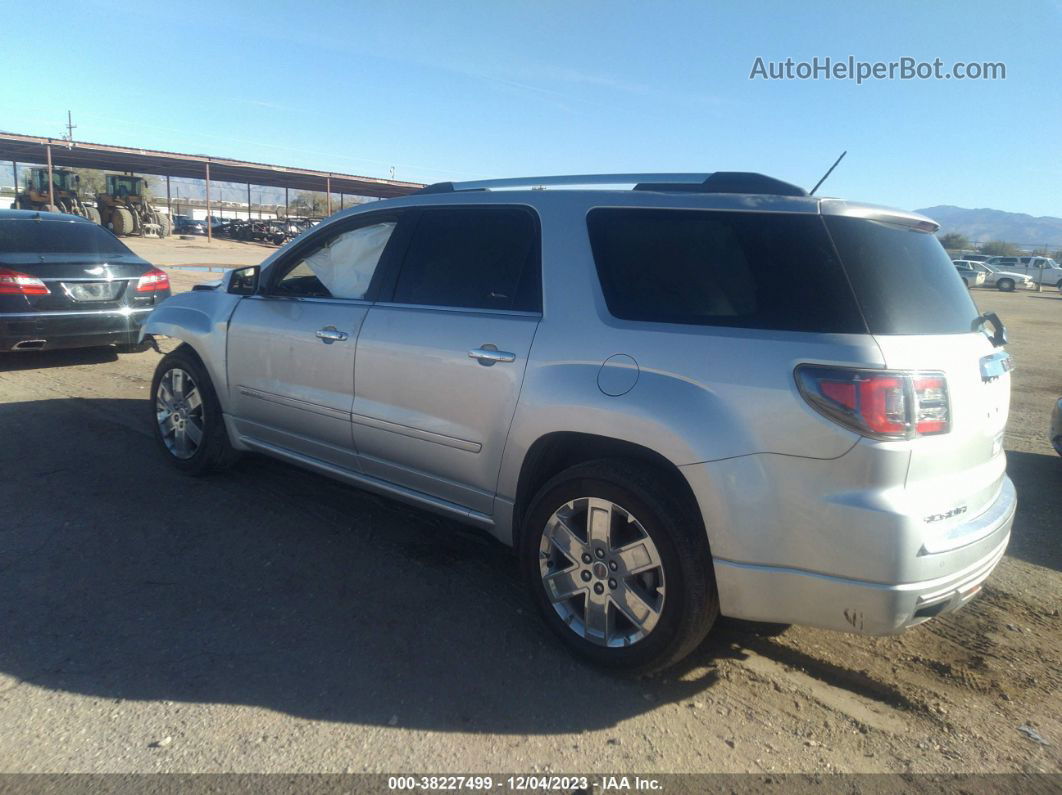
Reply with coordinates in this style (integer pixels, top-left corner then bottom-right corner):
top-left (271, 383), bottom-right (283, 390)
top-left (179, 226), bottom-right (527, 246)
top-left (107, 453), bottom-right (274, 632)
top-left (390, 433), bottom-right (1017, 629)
top-left (538, 497), bottom-right (666, 647)
top-left (156, 367), bottom-right (204, 460)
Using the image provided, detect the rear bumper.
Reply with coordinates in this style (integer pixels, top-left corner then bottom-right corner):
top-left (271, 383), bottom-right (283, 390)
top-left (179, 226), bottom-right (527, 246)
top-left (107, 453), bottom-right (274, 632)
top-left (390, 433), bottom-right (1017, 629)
top-left (711, 477), bottom-right (1015, 634)
top-left (0, 307), bottom-right (152, 352)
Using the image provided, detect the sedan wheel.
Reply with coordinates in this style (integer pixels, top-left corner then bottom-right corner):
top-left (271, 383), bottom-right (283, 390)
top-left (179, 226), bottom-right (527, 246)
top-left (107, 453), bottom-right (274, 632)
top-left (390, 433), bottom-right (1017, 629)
top-left (539, 497), bottom-right (666, 648)
top-left (156, 367), bottom-right (204, 459)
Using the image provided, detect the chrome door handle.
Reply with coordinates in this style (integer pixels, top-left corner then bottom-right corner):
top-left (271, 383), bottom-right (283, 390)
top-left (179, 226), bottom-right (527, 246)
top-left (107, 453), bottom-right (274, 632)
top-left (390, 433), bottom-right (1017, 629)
top-left (469, 346), bottom-right (516, 365)
top-left (315, 326), bottom-right (349, 343)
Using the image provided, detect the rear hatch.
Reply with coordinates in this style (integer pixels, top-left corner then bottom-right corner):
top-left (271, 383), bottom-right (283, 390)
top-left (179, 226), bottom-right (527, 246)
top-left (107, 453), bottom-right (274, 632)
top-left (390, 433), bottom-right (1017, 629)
top-left (823, 210), bottom-right (1010, 529)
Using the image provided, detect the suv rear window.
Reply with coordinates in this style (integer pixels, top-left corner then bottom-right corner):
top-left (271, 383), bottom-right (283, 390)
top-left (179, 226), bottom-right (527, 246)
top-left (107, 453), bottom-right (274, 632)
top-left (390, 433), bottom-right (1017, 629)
top-left (0, 219), bottom-right (131, 255)
top-left (824, 216), bottom-right (980, 335)
top-left (587, 208), bottom-right (864, 333)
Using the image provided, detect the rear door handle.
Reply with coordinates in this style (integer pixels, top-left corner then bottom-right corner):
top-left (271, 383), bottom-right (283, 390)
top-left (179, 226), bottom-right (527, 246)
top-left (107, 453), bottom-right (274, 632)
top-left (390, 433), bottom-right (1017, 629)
top-left (469, 346), bottom-right (516, 365)
top-left (316, 326), bottom-right (349, 343)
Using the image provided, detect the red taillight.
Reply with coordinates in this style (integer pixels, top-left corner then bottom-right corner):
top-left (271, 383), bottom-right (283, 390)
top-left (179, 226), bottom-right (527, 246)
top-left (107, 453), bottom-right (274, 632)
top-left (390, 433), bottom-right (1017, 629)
top-left (913, 376), bottom-right (949, 434)
top-left (136, 267), bottom-right (170, 292)
top-left (796, 366), bottom-right (950, 440)
top-left (859, 376), bottom-right (907, 435)
top-left (0, 267), bottom-right (50, 296)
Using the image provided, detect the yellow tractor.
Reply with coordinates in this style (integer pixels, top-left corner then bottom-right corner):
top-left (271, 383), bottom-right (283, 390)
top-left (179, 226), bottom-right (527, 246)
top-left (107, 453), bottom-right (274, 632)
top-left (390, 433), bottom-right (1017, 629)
top-left (96, 174), bottom-right (171, 237)
top-left (14, 168), bottom-right (101, 224)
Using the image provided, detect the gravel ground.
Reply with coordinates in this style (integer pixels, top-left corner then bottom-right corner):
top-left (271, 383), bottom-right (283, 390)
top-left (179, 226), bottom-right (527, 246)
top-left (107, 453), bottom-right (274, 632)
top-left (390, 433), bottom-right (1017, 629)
top-left (0, 258), bottom-right (1059, 775)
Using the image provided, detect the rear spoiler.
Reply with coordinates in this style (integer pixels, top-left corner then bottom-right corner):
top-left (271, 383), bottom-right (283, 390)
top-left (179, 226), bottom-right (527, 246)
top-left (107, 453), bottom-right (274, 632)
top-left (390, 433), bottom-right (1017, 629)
top-left (818, 200), bottom-right (939, 233)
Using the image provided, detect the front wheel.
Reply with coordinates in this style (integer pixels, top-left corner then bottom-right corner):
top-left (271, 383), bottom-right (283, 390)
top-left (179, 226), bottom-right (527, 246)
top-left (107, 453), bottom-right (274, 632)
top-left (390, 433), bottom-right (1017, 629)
top-left (997, 278), bottom-right (1015, 292)
top-left (520, 460), bottom-right (718, 674)
top-left (150, 347), bottom-right (239, 475)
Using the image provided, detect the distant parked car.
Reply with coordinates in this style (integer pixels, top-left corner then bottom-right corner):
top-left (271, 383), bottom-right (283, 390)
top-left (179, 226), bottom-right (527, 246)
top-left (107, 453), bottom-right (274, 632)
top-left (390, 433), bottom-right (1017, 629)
top-left (174, 218), bottom-right (206, 235)
top-left (1051, 398), bottom-right (1062, 457)
top-left (1, 209), bottom-right (170, 352)
top-left (963, 262), bottom-right (1034, 292)
top-left (982, 256), bottom-right (1062, 289)
top-left (954, 260), bottom-right (986, 287)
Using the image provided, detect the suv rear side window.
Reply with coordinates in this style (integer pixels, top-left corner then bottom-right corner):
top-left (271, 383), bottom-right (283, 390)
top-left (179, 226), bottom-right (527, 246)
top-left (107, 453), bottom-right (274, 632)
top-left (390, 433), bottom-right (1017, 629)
top-left (392, 208), bottom-right (540, 312)
top-left (824, 216), bottom-right (980, 335)
top-left (587, 208), bottom-right (864, 333)
top-left (0, 220), bottom-right (131, 255)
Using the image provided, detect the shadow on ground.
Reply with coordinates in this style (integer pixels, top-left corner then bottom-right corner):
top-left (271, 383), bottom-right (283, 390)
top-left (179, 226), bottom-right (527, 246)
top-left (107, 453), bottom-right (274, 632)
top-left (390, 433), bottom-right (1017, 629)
top-left (0, 396), bottom-right (824, 735)
top-left (0, 347), bottom-right (119, 372)
top-left (1004, 450), bottom-right (1062, 572)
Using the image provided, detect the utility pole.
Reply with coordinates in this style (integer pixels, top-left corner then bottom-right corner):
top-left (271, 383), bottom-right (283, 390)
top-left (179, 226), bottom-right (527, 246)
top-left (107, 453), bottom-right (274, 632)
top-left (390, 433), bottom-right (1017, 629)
top-left (65, 111), bottom-right (76, 145)
top-left (45, 143), bottom-right (54, 208)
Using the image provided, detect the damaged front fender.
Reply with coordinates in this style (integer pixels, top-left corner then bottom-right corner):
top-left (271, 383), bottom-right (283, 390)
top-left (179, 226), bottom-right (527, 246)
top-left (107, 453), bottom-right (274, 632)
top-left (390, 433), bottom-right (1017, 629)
top-left (139, 290), bottom-right (244, 411)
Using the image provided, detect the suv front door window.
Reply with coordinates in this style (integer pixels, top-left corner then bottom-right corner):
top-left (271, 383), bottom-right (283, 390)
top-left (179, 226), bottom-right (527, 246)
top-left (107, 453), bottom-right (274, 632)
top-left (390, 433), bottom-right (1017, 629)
top-left (226, 214), bottom-right (403, 468)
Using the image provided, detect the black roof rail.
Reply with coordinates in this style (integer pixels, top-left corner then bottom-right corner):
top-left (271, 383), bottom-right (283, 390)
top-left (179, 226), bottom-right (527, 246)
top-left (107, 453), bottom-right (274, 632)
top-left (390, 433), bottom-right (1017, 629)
top-left (415, 182), bottom-right (455, 194)
top-left (634, 172), bottom-right (807, 197)
top-left (413, 172), bottom-right (808, 197)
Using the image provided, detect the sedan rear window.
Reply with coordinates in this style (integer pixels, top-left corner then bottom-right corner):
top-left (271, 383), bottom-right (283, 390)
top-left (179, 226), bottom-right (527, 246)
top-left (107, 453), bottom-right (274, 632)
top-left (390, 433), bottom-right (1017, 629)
top-left (824, 216), bottom-right (980, 335)
top-left (587, 208), bottom-right (865, 333)
top-left (0, 219), bottom-right (132, 255)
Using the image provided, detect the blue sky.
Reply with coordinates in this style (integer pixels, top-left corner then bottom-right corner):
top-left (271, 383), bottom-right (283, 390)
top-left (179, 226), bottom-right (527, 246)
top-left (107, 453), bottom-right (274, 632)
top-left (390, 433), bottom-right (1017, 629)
top-left (1, 0), bottom-right (1059, 215)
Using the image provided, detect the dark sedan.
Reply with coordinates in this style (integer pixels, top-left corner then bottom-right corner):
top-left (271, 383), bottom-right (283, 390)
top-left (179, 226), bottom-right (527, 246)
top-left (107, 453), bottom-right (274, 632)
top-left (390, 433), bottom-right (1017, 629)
top-left (174, 218), bottom-right (206, 235)
top-left (0, 209), bottom-right (171, 352)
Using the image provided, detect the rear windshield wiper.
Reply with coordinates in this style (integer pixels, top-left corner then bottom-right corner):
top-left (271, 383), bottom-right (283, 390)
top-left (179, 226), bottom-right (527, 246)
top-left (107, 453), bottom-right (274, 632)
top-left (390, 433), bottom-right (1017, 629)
top-left (973, 312), bottom-right (1007, 347)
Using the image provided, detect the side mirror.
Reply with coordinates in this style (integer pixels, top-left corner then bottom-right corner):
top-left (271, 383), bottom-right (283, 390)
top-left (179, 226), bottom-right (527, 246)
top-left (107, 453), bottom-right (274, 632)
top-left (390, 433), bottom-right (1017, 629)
top-left (227, 265), bottom-right (259, 295)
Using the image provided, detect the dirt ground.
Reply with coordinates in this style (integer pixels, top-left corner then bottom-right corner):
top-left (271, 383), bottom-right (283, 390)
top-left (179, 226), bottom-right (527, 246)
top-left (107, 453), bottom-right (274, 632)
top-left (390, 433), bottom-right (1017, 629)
top-left (0, 254), bottom-right (1058, 776)
top-left (125, 235), bottom-right (278, 269)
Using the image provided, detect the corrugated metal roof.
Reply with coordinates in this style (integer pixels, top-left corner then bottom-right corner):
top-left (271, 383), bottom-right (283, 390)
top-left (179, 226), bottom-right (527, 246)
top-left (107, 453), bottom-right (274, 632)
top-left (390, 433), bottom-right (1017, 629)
top-left (0, 131), bottom-right (424, 198)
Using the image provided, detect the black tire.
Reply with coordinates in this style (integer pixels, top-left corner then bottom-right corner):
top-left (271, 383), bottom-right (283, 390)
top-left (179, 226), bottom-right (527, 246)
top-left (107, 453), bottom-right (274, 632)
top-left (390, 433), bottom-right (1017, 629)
top-left (997, 278), bottom-right (1015, 292)
top-left (112, 207), bottom-right (134, 236)
top-left (150, 346), bottom-right (239, 475)
top-left (1055, 278), bottom-right (1062, 291)
top-left (520, 459), bottom-right (718, 674)
top-left (116, 341), bottom-right (153, 354)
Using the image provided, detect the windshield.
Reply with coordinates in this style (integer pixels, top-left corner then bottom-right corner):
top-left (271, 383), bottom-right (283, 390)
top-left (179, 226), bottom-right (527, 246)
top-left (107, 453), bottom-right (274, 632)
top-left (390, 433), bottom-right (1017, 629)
top-left (0, 220), bottom-right (133, 255)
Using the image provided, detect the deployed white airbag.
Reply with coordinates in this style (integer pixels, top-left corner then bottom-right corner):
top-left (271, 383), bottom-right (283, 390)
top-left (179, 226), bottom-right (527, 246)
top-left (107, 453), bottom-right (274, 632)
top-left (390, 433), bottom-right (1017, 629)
top-left (304, 221), bottom-right (396, 299)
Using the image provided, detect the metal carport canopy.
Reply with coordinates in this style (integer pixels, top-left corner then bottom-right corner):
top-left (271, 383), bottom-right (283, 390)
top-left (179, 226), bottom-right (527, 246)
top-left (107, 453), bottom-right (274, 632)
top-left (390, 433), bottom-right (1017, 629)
top-left (0, 131), bottom-right (424, 198)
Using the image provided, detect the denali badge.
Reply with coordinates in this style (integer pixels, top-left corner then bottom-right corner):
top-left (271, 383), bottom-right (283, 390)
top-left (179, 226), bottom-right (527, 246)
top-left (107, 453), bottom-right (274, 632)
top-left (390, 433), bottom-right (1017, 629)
top-left (925, 505), bottom-right (967, 523)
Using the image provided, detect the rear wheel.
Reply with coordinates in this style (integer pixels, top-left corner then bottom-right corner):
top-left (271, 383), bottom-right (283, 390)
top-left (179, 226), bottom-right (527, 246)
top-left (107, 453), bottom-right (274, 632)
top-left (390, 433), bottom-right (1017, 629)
top-left (85, 207), bottom-right (101, 225)
top-left (997, 278), bottom-right (1015, 292)
top-left (151, 347), bottom-right (239, 475)
top-left (112, 207), bottom-right (135, 236)
top-left (520, 460), bottom-right (717, 674)
top-left (159, 215), bottom-right (172, 238)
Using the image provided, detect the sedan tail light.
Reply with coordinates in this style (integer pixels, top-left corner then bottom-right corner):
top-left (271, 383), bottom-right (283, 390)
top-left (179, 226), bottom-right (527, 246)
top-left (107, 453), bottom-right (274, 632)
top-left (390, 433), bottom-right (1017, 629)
top-left (0, 267), bottom-right (50, 296)
top-left (136, 267), bottom-right (171, 293)
top-left (796, 365), bottom-right (950, 440)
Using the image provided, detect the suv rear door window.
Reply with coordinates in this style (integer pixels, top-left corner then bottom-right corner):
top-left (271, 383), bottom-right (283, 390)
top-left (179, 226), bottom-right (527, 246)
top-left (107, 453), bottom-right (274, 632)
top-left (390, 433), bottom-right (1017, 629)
top-left (586, 208), bottom-right (864, 333)
top-left (392, 208), bottom-right (540, 312)
top-left (824, 216), bottom-right (980, 335)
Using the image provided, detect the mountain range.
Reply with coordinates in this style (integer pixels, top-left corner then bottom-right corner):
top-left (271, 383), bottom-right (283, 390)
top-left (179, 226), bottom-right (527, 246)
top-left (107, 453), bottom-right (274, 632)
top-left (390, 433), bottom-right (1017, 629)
top-left (915, 205), bottom-right (1062, 248)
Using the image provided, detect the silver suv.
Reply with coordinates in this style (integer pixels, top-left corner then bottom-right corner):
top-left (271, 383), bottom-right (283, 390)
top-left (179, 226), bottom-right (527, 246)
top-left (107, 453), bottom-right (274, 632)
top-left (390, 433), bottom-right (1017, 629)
top-left (143, 172), bottom-right (1016, 673)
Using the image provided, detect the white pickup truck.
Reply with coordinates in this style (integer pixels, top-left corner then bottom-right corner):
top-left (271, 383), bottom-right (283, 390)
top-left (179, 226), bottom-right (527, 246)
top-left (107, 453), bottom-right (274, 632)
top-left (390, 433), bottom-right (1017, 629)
top-left (982, 256), bottom-right (1062, 289)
